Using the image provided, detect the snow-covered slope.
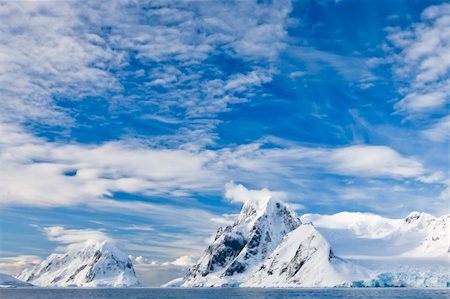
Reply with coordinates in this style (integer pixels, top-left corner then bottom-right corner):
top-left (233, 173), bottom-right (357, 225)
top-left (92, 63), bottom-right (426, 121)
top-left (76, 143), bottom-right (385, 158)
top-left (161, 277), bottom-right (185, 287)
top-left (17, 241), bottom-right (140, 287)
top-left (0, 273), bottom-right (33, 287)
top-left (300, 212), bottom-right (402, 239)
top-left (300, 211), bottom-right (450, 287)
top-left (243, 223), bottom-right (369, 287)
top-left (399, 212), bottom-right (449, 257)
top-left (182, 196), bottom-right (301, 287)
top-left (300, 211), bottom-right (450, 258)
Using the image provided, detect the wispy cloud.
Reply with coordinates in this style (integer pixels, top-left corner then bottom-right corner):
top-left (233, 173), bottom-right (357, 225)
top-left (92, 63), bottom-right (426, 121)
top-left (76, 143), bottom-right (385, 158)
top-left (0, 1), bottom-right (123, 125)
top-left (0, 123), bottom-right (219, 207)
top-left (119, 225), bottom-right (154, 232)
top-left (325, 145), bottom-right (424, 179)
top-left (421, 115), bottom-right (450, 142)
top-left (0, 255), bottom-right (42, 276)
top-left (386, 3), bottom-right (450, 137)
top-left (42, 226), bottom-right (111, 251)
top-left (210, 214), bottom-right (239, 226)
top-left (0, 0), bottom-right (292, 146)
top-left (287, 46), bottom-right (377, 84)
top-left (1, 121), bottom-right (445, 216)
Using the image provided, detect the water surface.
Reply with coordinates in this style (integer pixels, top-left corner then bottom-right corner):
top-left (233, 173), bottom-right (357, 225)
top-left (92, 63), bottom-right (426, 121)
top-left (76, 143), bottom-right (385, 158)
top-left (1, 288), bottom-right (449, 299)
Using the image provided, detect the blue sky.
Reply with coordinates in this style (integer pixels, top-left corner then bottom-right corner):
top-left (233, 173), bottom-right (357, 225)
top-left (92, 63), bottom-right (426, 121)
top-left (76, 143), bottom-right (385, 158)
top-left (0, 0), bottom-right (449, 285)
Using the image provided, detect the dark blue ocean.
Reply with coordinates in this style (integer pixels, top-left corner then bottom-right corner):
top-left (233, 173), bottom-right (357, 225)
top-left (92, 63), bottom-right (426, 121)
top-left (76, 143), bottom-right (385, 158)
top-left (0, 288), bottom-right (449, 299)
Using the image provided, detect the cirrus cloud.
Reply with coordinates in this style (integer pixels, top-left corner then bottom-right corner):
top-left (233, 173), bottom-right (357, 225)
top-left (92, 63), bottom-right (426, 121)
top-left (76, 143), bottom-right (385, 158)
top-left (388, 3), bottom-right (450, 116)
top-left (0, 0), bottom-right (292, 147)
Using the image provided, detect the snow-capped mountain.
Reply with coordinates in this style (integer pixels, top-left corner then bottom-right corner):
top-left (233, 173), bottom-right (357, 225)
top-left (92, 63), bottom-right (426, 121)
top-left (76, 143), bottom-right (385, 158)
top-left (17, 241), bottom-right (140, 287)
top-left (400, 212), bottom-right (449, 257)
top-left (180, 196), bottom-right (370, 287)
top-left (0, 273), bottom-right (33, 287)
top-left (182, 196), bottom-right (301, 287)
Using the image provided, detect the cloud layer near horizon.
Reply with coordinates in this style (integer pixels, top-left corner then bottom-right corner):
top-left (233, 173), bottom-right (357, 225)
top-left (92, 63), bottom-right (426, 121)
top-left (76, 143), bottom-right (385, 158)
top-left (1, 122), bottom-right (444, 211)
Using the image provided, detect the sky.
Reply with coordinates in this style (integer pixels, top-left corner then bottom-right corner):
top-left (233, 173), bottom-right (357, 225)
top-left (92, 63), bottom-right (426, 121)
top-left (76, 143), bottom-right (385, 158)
top-left (0, 0), bottom-right (449, 286)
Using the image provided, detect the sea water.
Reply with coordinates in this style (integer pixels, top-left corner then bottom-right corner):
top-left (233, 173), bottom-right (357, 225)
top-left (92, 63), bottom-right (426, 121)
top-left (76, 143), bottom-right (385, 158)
top-left (0, 288), bottom-right (449, 299)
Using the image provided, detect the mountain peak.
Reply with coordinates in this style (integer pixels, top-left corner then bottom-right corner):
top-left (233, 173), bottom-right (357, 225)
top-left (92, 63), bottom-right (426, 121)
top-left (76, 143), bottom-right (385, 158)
top-left (237, 196), bottom-right (285, 224)
top-left (182, 196), bottom-right (301, 286)
top-left (0, 273), bottom-right (33, 287)
top-left (18, 240), bottom-right (140, 287)
top-left (404, 211), bottom-right (435, 224)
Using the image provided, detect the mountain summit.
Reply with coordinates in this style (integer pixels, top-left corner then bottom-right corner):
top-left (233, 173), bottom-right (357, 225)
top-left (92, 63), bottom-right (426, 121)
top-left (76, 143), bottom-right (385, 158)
top-left (182, 196), bottom-right (301, 287)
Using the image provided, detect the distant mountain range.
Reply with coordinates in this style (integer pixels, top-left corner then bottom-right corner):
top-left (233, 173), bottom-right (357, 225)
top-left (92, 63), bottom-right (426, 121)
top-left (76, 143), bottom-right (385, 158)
top-left (5, 198), bottom-right (449, 288)
top-left (0, 273), bottom-right (33, 288)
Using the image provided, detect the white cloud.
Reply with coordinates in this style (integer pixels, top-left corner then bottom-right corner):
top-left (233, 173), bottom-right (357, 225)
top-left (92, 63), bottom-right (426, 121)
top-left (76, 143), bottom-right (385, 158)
top-left (388, 3), bottom-right (450, 116)
top-left (224, 181), bottom-right (286, 204)
top-left (42, 226), bottom-right (111, 251)
top-left (0, 1), bottom-right (443, 212)
top-left (421, 115), bottom-right (450, 142)
top-left (395, 91), bottom-right (447, 113)
top-left (300, 212), bottom-right (402, 239)
top-left (0, 255), bottom-right (42, 276)
top-left (418, 171), bottom-right (446, 184)
top-left (286, 203), bottom-right (306, 211)
top-left (141, 114), bottom-right (182, 125)
top-left (168, 255), bottom-right (196, 267)
top-left (0, 123), bottom-right (445, 215)
top-left (210, 214), bottom-right (238, 226)
top-left (326, 145), bottom-right (424, 179)
top-left (0, 0), bottom-right (292, 147)
top-left (288, 46), bottom-right (377, 83)
top-left (438, 180), bottom-right (450, 201)
top-left (0, 123), bottom-right (219, 207)
top-left (129, 255), bottom-right (159, 266)
top-left (289, 71), bottom-right (306, 78)
top-left (219, 143), bottom-right (427, 181)
top-left (128, 254), bottom-right (195, 286)
top-left (0, 1), bottom-right (123, 125)
top-left (120, 225), bottom-right (154, 232)
top-left (224, 69), bottom-right (273, 92)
